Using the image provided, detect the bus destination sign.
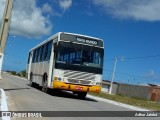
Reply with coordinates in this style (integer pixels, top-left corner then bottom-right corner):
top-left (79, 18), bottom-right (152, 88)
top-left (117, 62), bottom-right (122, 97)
top-left (60, 33), bottom-right (103, 47)
top-left (77, 38), bottom-right (97, 45)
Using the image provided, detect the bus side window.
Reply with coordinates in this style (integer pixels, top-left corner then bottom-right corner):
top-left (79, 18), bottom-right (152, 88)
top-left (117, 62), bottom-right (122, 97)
top-left (44, 44), bottom-right (48, 61)
top-left (40, 46), bottom-right (44, 62)
top-left (37, 47), bottom-right (41, 62)
top-left (36, 48), bottom-right (40, 62)
top-left (34, 49), bottom-right (37, 63)
top-left (43, 42), bottom-right (52, 61)
top-left (47, 42), bottom-right (52, 61)
top-left (42, 45), bottom-right (47, 61)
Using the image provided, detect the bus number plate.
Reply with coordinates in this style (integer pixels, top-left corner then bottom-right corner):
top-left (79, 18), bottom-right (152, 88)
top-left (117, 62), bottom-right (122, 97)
top-left (75, 86), bottom-right (83, 90)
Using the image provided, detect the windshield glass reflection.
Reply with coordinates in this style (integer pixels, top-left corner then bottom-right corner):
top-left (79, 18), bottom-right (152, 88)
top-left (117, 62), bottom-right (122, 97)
top-left (56, 41), bottom-right (104, 68)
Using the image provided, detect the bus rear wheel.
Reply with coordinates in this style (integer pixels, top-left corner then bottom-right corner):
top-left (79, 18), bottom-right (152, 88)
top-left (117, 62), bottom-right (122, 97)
top-left (30, 73), bottom-right (34, 87)
top-left (42, 74), bottom-right (48, 93)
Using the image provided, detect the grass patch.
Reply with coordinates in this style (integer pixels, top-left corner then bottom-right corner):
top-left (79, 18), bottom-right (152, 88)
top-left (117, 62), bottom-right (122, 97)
top-left (89, 92), bottom-right (160, 111)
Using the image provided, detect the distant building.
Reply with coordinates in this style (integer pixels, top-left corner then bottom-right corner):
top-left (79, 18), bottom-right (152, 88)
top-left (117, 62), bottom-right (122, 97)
top-left (101, 80), bottom-right (119, 94)
top-left (117, 83), bottom-right (160, 102)
top-left (101, 80), bottom-right (160, 102)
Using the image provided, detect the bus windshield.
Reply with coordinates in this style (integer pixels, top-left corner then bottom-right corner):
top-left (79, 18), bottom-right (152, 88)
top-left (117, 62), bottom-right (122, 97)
top-left (55, 41), bottom-right (104, 73)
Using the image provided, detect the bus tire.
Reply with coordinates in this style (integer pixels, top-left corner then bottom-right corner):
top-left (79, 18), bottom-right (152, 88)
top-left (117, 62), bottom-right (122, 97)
top-left (42, 74), bottom-right (48, 93)
top-left (78, 92), bottom-right (87, 99)
top-left (30, 73), bottom-right (34, 87)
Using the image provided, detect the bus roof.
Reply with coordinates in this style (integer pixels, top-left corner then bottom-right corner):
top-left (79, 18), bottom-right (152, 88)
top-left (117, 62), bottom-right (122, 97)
top-left (29, 32), bottom-right (103, 52)
top-left (29, 32), bottom-right (59, 52)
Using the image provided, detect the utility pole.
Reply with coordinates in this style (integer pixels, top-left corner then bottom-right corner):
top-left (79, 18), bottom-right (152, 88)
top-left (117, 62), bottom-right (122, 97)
top-left (0, 0), bottom-right (13, 79)
top-left (109, 57), bottom-right (118, 94)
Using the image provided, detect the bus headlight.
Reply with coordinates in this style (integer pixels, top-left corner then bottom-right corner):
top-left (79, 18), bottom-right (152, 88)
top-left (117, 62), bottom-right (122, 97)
top-left (54, 77), bottom-right (62, 81)
top-left (96, 82), bottom-right (100, 86)
top-left (58, 78), bottom-right (62, 81)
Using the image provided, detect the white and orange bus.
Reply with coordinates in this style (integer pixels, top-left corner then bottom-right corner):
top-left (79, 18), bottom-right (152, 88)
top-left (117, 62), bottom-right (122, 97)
top-left (26, 32), bottom-right (104, 98)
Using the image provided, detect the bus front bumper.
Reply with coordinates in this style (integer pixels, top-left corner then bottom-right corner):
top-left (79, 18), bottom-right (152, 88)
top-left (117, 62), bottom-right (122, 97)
top-left (52, 81), bottom-right (101, 93)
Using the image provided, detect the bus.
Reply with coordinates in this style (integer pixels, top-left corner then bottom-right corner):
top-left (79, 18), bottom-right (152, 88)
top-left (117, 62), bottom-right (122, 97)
top-left (26, 32), bottom-right (104, 98)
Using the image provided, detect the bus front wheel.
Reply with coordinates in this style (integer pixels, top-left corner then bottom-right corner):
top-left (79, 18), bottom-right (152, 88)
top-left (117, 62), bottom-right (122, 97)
top-left (77, 92), bottom-right (87, 99)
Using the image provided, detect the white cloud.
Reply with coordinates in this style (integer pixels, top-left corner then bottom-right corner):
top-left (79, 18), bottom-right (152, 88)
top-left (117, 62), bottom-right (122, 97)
top-left (144, 70), bottom-right (160, 83)
top-left (85, 10), bottom-right (93, 16)
top-left (59, 0), bottom-right (72, 12)
top-left (0, 0), bottom-right (53, 38)
top-left (42, 3), bottom-right (53, 14)
top-left (144, 69), bottom-right (155, 78)
top-left (92, 0), bottom-right (160, 22)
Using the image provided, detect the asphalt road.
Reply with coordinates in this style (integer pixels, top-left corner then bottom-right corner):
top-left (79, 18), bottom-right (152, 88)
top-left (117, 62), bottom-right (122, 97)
top-left (0, 73), bottom-right (159, 120)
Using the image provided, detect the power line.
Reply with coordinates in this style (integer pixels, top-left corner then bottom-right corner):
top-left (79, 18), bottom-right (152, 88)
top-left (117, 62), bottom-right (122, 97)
top-left (103, 55), bottom-right (160, 85)
top-left (103, 69), bottom-right (154, 80)
top-left (104, 58), bottom-right (115, 62)
top-left (104, 54), bottom-right (160, 61)
top-left (125, 54), bottom-right (160, 60)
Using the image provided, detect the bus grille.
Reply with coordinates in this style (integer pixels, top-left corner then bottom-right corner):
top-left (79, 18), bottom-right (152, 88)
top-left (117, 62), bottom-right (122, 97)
top-left (68, 79), bottom-right (91, 85)
top-left (64, 70), bottom-right (95, 85)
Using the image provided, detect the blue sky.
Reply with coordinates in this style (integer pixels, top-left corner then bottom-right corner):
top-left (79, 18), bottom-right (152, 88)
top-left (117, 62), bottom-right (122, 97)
top-left (1, 0), bottom-right (160, 85)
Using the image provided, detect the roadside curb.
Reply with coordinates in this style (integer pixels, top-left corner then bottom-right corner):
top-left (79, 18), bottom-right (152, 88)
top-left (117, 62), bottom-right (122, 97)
top-left (0, 89), bottom-right (10, 120)
top-left (87, 94), bottom-right (149, 111)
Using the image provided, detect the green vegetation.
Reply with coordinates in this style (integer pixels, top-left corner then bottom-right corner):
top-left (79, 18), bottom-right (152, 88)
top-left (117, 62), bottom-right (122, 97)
top-left (20, 70), bottom-right (26, 77)
top-left (7, 70), bottom-right (26, 78)
top-left (89, 92), bottom-right (160, 111)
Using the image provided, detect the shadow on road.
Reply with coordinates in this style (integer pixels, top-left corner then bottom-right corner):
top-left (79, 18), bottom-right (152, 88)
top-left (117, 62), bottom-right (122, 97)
top-left (26, 84), bottom-right (98, 102)
top-left (4, 88), bottom-right (30, 91)
top-left (48, 90), bottom-right (98, 102)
